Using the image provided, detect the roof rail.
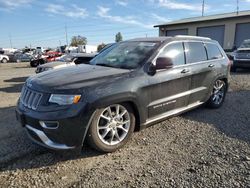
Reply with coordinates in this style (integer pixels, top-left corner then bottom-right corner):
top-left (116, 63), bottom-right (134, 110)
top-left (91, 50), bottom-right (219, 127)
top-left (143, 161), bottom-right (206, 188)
top-left (175, 35), bottom-right (211, 40)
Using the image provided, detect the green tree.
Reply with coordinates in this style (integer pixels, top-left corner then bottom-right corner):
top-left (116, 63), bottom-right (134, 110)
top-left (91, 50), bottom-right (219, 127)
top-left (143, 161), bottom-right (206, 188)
top-left (70, 35), bottom-right (87, 47)
top-left (97, 43), bottom-right (106, 52)
top-left (115, 32), bottom-right (123, 42)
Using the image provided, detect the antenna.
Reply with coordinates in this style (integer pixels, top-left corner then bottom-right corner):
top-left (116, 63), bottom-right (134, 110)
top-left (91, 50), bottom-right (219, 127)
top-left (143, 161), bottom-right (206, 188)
top-left (202, 0), bottom-right (205, 16)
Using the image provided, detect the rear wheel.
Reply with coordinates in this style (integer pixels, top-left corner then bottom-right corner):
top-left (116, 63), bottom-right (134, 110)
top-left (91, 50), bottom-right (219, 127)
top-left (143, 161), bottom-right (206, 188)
top-left (87, 104), bottom-right (135, 153)
top-left (1, 58), bottom-right (8, 63)
top-left (30, 60), bottom-right (39, 67)
top-left (206, 79), bottom-right (226, 108)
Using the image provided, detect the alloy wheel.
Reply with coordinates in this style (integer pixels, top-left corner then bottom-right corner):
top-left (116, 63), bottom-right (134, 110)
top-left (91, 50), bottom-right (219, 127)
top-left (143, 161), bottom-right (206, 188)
top-left (212, 80), bottom-right (225, 105)
top-left (97, 104), bottom-right (130, 146)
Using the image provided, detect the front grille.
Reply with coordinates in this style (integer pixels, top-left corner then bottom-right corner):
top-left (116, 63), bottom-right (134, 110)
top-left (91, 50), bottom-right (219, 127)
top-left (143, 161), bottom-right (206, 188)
top-left (236, 53), bottom-right (250, 59)
top-left (20, 86), bottom-right (43, 110)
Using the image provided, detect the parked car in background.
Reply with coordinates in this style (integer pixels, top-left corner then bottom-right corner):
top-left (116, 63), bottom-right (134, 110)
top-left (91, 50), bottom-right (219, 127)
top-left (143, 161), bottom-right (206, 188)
top-left (30, 51), bottom-right (62, 67)
top-left (232, 39), bottom-right (250, 72)
top-left (16, 36), bottom-right (230, 153)
top-left (16, 53), bottom-right (33, 62)
top-left (0, 54), bottom-right (9, 63)
top-left (35, 53), bottom-right (97, 73)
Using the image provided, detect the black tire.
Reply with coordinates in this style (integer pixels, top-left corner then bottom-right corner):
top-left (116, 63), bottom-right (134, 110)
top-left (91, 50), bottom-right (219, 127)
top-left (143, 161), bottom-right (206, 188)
top-left (1, 58), bottom-right (8, 63)
top-left (30, 60), bottom-right (39, 67)
top-left (206, 79), bottom-right (227, 109)
top-left (87, 103), bottom-right (135, 153)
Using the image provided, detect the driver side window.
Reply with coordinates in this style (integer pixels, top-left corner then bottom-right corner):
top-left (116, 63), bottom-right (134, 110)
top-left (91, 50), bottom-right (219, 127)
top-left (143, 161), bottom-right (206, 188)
top-left (158, 42), bottom-right (185, 66)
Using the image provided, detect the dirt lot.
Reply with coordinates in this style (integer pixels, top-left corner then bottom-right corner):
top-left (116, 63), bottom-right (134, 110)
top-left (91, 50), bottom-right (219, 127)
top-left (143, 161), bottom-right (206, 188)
top-left (0, 62), bottom-right (250, 187)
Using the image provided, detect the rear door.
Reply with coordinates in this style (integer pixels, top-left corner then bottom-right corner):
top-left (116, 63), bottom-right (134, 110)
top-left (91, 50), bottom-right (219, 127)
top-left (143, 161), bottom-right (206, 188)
top-left (184, 41), bottom-right (219, 104)
top-left (147, 42), bottom-right (192, 119)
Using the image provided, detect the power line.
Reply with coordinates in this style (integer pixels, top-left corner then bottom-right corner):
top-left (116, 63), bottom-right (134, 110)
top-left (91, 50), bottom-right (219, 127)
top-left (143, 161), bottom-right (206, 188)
top-left (9, 33), bottom-right (12, 48)
top-left (237, 0), bottom-right (239, 15)
top-left (65, 24), bottom-right (69, 46)
top-left (0, 25), bottom-right (156, 43)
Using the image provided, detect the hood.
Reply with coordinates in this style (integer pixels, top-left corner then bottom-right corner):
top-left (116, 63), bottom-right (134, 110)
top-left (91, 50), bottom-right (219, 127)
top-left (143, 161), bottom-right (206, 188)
top-left (27, 64), bottom-right (130, 92)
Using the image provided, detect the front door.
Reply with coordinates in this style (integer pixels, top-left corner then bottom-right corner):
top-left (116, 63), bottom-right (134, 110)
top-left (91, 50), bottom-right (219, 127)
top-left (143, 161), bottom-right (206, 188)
top-left (147, 42), bottom-right (192, 120)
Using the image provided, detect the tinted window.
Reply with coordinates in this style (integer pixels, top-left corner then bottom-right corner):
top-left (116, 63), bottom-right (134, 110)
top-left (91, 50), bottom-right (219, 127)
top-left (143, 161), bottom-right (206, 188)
top-left (74, 57), bottom-right (93, 64)
top-left (158, 42), bottom-right (185, 66)
top-left (205, 43), bottom-right (223, 60)
top-left (184, 42), bottom-right (207, 64)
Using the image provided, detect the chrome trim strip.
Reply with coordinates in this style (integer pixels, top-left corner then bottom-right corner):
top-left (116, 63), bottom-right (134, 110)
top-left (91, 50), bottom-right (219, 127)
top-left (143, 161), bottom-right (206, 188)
top-left (152, 40), bottom-right (225, 68)
top-left (25, 124), bottom-right (75, 150)
top-left (148, 87), bottom-right (206, 107)
top-left (146, 101), bottom-right (203, 125)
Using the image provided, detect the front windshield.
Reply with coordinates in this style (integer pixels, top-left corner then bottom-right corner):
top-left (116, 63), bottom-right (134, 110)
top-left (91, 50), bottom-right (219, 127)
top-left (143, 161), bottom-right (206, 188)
top-left (240, 40), bottom-right (250, 48)
top-left (90, 41), bottom-right (159, 69)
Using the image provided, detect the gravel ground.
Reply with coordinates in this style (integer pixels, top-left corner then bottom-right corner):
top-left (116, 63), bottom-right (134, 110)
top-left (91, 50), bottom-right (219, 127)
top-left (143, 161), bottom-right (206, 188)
top-left (0, 63), bottom-right (250, 188)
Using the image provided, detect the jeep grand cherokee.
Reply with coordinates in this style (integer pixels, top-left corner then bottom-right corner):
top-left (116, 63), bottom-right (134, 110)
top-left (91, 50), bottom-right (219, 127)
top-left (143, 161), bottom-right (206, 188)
top-left (16, 36), bottom-right (230, 152)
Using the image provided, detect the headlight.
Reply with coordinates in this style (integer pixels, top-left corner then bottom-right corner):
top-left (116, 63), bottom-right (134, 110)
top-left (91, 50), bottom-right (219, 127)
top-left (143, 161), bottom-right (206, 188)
top-left (49, 94), bottom-right (81, 105)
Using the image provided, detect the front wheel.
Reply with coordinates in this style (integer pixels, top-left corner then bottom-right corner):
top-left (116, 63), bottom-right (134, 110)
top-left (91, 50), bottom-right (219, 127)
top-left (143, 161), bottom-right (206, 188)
top-left (206, 79), bottom-right (227, 108)
top-left (1, 58), bottom-right (8, 63)
top-left (87, 104), bottom-right (135, 153)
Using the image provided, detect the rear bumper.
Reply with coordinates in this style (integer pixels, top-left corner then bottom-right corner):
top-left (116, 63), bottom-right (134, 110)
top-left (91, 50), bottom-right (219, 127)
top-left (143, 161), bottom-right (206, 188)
top-left (16, 104), bottom-right (94, 150)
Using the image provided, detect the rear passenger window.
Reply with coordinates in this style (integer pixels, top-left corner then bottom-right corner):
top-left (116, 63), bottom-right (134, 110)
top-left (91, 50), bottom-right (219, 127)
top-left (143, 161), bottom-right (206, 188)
top-left (184, 42), bottom-right (207, 64)
top-left (158, 42), bottom-right (185, 66)
top-left (205, 43), bottom-right (223, 60)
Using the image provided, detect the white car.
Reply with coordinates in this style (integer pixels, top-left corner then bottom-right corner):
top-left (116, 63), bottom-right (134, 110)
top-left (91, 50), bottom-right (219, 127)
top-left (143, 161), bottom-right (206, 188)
top-left (0, 54), bottom-right (9, 63)
top-left (35, 53), bottom-right (97, 73)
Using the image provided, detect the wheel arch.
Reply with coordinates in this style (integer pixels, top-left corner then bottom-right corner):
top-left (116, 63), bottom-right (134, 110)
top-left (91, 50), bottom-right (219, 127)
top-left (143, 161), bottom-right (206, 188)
top-left (89, 94), bottom-right (143, 132)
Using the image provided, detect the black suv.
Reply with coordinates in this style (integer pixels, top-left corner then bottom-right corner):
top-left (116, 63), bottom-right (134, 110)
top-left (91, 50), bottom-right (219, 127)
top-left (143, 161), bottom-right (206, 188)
top-left (16, 36), bottom-right (230, 152)
top-left (232, 39), bottom-right (250, 72)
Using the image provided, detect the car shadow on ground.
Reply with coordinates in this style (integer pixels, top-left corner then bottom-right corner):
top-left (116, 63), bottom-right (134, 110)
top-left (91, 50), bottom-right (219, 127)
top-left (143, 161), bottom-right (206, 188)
top-left (0, 105), bottom-right (102, 172)
top-left (182, 90), bottom-right (250, 145)
top-left (0, 77), bottom-right (28, 93)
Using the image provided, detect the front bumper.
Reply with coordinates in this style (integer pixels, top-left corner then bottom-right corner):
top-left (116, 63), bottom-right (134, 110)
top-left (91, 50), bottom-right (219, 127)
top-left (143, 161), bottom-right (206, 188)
top-left (233, 59), bottom-right (250, 68)
top-left (16, 103), bottom-right (94, 150)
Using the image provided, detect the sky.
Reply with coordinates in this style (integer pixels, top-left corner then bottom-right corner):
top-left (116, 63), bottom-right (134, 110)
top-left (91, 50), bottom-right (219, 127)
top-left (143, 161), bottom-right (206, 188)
top-left (1, 0), bottom-right (250, 49)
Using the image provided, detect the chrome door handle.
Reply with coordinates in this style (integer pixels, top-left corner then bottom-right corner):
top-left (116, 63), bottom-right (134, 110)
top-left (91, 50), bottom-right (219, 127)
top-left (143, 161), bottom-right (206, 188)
top-left (208, 64), bottom-right (215, 68)
top-left (181, 69), bottom-right (189, 73)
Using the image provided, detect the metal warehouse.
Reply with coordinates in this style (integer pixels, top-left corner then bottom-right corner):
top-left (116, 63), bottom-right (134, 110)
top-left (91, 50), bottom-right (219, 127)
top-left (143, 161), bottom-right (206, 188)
top-left (154, 10), bottom-right (250, 51)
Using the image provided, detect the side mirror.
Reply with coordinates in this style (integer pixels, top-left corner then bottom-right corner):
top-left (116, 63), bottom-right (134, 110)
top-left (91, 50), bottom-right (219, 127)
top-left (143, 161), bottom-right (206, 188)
top-left (155, 57), bottom-right (173, 70)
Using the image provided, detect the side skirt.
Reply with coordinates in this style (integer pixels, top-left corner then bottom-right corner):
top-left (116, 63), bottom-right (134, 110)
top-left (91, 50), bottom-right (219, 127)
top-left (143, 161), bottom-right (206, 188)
top-left (141, 101), bottom-right (203, 129)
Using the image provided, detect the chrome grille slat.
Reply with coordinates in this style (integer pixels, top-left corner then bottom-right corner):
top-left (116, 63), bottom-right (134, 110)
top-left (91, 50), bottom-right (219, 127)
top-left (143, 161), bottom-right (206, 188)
top-left (20, 86), bottom-right (43, 110)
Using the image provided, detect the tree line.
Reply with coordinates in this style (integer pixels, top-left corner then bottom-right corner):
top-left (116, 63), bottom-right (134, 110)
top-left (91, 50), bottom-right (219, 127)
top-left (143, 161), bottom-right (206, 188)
top-left (70, 32), bottom-right (123, 52)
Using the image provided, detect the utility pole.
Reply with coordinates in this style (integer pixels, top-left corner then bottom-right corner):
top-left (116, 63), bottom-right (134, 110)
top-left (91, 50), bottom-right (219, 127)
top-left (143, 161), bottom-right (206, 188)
top-left (202, 0), bottom-right (205, 16)
top-left (9, 33), bottom-right (13, 48)
top-left (145, 33), bottom-right (148, 38)
top-left (65, 24), bottom-right (69, 46)
top-left (236, 0), bottom-right (239, 15)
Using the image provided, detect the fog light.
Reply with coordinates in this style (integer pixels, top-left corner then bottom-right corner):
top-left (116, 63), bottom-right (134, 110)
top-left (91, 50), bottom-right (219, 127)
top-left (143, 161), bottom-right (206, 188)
top-left (39, 121), bottom-right (59, 129)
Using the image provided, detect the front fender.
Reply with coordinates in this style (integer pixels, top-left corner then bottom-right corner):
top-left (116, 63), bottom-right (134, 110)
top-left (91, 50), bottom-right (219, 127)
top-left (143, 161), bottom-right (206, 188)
top-left (86, 92), bottom-right (145, 128)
